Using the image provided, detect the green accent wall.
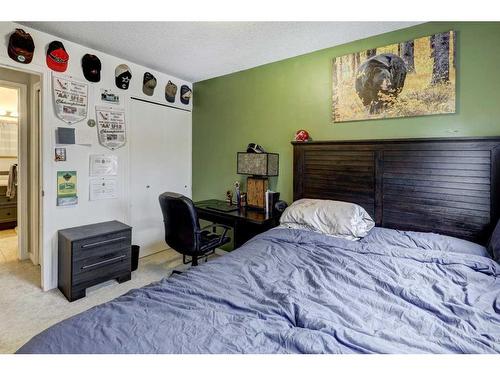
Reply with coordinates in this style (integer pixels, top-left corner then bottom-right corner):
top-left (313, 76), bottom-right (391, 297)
top-left (193, 22), bottom-right (500, 203)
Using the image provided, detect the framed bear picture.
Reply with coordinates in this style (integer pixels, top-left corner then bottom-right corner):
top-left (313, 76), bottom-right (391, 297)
top-left (332, 31), bottom-right (456, 123)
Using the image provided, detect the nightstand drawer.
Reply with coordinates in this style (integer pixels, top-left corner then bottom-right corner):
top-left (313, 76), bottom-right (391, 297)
top-left (73, 231), bottom-right (132, 260)
top-left (0, 194), bottom-right (15, 205)
top-left (0, 206), bottom-right (17, 222)
top-left (73, 247), bottom-right (131, 276)
top-left (73, 255), bottom-right (130, 285)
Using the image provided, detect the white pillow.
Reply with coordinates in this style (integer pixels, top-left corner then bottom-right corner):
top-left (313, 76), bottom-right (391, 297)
top-left (279, 199), bottom-right (375, 240)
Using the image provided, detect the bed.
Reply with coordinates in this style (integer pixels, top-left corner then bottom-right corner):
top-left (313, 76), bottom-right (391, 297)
top-left (17, 137), bottom-right (500, 354)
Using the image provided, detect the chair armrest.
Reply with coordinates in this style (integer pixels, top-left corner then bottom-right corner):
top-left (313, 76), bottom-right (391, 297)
top-left (197, 224), bottom-right (231, 247)
top-left (199, 223), bottom-right (232, 232)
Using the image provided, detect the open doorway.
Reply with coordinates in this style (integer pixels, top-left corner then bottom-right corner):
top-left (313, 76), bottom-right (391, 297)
top-left (0, 66), bottom-right (42, 287)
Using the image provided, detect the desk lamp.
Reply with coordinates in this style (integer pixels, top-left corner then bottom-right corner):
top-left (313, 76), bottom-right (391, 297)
top-left (237, 151), bottom-right (279, 209)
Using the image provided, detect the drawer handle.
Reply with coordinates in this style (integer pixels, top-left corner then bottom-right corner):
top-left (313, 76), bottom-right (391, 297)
top-left (81, 255), bottom-right (126, 270)
top-left (81, 236), bottom-right (128, 249)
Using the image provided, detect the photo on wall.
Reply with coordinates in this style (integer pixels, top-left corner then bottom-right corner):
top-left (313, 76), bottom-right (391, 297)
top-left (332, 30), bottom-right (456, 123)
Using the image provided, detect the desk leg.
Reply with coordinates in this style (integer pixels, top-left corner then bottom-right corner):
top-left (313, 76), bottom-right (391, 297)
top-left (233, 221), bottom-right (246, 249)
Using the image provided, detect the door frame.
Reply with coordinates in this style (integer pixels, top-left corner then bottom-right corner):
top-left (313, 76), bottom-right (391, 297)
top-left (0, 60), bottom-right (44, 288)
top-left (29, 80), bottom-right (42, 265)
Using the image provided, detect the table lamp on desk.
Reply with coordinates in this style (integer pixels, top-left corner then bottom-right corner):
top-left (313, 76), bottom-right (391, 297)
top-left (237, 149), bottom-right (279, 210)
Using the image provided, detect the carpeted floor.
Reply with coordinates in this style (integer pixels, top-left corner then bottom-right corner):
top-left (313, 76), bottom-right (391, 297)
top-left (0, 229), bottom-right (214, 354)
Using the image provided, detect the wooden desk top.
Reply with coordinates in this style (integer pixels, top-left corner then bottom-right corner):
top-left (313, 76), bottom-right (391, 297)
top-left (195, 199), bottom-right (274, 225)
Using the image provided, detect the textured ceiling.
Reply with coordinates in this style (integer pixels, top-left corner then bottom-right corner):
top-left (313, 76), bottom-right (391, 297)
top-left (21, 22), bottom-right (420, 82)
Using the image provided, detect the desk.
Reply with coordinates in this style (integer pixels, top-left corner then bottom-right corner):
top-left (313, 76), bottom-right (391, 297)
top-left (195, 199), bottom-right (278, 249)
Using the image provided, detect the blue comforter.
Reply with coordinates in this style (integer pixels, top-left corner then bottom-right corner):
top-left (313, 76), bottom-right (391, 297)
top-left (17, 228), bottom-right (500, 353)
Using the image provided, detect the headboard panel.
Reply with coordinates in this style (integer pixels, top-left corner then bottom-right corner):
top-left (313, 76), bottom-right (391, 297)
top-left (293, 137), bottom-right (500, 244)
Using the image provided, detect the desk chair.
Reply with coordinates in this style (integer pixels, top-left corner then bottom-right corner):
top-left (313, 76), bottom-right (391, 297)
top-left (159, 192), bottom-right (231, 266)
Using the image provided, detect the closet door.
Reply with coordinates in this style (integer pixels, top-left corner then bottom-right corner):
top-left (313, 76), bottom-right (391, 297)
top-left (129, 100), bottom-right (191, 257)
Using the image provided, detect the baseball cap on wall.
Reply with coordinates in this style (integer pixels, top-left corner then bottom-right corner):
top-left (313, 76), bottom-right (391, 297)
top-left (8, 29), bottom-right (35, 64)
top-left (46, 41), bottom-right (69, 72)
top-left (82, 54), bottom-right (101, 82)
top-left (165, 81), bottom-right (177, 103)
top-left (143, 72), bottom-right (157, 96)
top-left (180, 85), bottom-right (192, 105)
top-left (115, 64), bottom-right (132, 90)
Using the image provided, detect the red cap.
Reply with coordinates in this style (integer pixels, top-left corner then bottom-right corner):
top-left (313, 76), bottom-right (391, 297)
top-left (46, 41), bottom-right (69, 72)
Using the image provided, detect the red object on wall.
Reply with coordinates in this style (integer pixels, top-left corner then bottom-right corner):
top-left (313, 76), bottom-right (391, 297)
top-left (294, 129), bottom-right (310, 142)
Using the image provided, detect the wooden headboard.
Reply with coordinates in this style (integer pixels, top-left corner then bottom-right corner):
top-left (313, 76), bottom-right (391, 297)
top-left (293, 137), bottom-right (500, 244)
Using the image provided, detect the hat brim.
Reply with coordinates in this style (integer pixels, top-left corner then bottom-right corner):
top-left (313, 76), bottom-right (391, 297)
top-left (84, 71), bottom-right (100, 82)
top-left (165, 95), bottom-right (175, 103)
top-left (143, 86), bottom-right (155, 96)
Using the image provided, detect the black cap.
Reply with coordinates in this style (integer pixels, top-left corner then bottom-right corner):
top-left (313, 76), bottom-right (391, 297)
top-left (115, 64), bottom-right (132, 90)
top-left (247, 143), bottom-right (266, 153)
top-left (82, 54), bottom-right (101, 82)
top-left (180, 85), bottom-right (192, 105)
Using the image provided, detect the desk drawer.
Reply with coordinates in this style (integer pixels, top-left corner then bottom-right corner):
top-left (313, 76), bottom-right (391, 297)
top-left (73, 231), bottom-right (131, 260)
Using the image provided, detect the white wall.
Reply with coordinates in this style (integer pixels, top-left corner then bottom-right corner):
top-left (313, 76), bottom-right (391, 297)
top-left (0, 22), bottom-right (193, 290)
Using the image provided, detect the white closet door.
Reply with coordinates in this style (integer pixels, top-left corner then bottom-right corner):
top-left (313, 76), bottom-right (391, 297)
top-left (129, 99), bottom-right (192, 257)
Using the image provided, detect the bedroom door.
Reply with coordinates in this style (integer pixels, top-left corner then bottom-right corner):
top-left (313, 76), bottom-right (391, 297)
top-left (129, 99), bottom-right (192, 257)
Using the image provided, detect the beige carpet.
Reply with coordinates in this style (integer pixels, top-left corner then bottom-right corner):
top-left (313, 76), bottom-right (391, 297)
top-left (0, 229), bottom-right (212, 354)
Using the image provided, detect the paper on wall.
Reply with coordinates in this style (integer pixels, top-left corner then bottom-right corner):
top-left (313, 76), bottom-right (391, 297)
top-left (89, 177), bottom-right (118, 201)
top-left (75, 129), bottom-right (94, 146)
top-left (89, 154), bottom-right (118, 177)
top-left (53, 74), bottom-right (88, 124)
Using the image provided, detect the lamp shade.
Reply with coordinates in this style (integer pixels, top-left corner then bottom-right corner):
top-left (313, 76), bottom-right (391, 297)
top-left (237, 152), bottom-right (279, 176)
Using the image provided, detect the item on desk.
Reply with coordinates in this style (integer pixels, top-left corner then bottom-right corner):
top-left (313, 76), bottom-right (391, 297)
top-left (265, 190), bottom-right (280, 214)
top-left (236, 151), bottom-right (279, 209)
top-left (247, 177), bottom-right (268, 209)
top-left (234, 181), bottom-right (241, 208)
top-left (226, 190), bottom-right (233, 205)
top-left (240, 192), bottom-right (247, 207)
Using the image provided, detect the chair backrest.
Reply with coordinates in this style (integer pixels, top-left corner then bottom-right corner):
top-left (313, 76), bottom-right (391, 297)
top-left (158, 192), bottom-right (200, 255)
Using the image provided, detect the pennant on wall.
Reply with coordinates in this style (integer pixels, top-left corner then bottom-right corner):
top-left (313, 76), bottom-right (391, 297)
top-left (52, 74), bottom-right (88, 124)
top-left (95, 106), bottom-right (127, 150)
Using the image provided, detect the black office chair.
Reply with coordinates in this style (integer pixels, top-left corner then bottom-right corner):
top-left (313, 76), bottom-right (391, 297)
top-left (159, 192), bottom-right (231, 266)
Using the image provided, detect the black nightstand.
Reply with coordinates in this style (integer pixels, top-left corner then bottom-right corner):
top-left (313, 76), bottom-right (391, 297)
top-left (195, 200), bottom-right (278, 249)
top-left (58, 221), bottom-right (132, 302)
